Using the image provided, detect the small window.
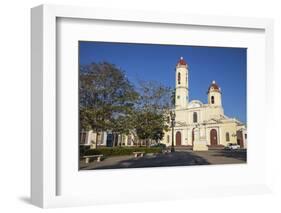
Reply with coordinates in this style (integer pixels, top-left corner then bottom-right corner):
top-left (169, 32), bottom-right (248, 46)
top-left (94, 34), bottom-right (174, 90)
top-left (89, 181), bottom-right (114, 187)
top-left (245, 134), bottom-right (247, 139)
top-left (226, 132), bottom-right (230, 142)
top-left (211, 96), bottom-right (215, 104)
top-left (193, 112), bottom-right (198, 123)
top-left (178, 72), bottom-right (181, 84)
top-left (167, 135), bottom-right (170, 143)
top-left (177, 96), bottom-right (180, 99)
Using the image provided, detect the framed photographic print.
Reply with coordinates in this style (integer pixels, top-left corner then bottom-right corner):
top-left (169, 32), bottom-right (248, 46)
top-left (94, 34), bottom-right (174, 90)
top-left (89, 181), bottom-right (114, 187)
top-left (31, 4), bottom-right (274, 208)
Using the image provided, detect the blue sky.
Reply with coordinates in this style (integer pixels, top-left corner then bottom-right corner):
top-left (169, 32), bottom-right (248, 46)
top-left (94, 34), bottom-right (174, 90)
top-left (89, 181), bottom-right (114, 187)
top-left (79, 41), bottom-right (247, 124)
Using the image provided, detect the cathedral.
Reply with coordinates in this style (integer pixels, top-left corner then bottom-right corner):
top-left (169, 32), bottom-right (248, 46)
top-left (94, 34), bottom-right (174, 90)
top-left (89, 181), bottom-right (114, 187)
top-left (161, 57), bottom-right (247, 150)
top-left (80, 56), bottom-right (247, 150)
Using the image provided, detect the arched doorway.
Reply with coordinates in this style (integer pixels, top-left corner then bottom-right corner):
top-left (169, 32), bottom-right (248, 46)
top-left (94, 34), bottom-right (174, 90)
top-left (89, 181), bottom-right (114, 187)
top-left (176, 131), bottom-right (181, 146)
top-left (210, 129), bottom-right (218, 146)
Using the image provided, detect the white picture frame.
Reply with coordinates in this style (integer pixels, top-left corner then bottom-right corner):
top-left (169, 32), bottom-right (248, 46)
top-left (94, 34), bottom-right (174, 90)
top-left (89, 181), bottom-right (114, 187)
top-left (31, 4), bottom-right (274, 208)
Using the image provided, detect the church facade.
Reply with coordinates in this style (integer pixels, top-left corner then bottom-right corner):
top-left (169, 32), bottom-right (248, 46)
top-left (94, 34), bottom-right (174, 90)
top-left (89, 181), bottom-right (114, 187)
top-left (80, 57), bottom-right (247, 150)
top-left (161, 57), bottom-right (247, 150)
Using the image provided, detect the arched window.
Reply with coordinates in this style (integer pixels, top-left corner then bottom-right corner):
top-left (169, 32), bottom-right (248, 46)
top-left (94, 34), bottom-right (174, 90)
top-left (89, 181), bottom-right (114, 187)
top-left (178, 72), bottom-right (181, 84)
top-left (211, 96), bottom-right (215, 104)
top-left (226, 132), bottom-right (230, 142)
top-left (193, 112), bottom-right (198, 123)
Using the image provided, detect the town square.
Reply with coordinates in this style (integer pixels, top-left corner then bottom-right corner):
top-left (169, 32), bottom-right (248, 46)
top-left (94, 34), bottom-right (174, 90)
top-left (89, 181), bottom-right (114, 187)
top-left (79, 42), bottom-right (247, 170)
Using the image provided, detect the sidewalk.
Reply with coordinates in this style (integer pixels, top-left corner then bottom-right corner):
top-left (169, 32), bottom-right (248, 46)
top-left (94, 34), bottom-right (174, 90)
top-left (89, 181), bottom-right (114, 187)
top-left (80, 150), bottom-right (246, 170)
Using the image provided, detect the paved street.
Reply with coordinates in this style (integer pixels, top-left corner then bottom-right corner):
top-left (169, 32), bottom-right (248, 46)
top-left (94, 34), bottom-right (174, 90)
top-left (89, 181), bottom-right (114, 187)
top-left (80, 149), bottom-right (247, 170)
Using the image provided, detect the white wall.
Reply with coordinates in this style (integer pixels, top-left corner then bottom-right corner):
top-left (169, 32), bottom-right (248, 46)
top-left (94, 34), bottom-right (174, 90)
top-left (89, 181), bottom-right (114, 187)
top-left (0, 0), bottom-right (280, 212)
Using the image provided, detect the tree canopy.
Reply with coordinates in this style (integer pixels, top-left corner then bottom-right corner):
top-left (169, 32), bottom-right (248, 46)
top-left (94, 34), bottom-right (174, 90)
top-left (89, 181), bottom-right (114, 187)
top-left (79, 62), bottom-right (138, 133)
top-left (133, 81), bottom-right (172, 145)
top-left (79, 62), bottom-right (173, 146)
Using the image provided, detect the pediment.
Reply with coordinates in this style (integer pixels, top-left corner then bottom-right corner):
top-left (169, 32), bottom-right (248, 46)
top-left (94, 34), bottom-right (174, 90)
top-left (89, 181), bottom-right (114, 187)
top-left (205, 118), bottom-right (221, 124)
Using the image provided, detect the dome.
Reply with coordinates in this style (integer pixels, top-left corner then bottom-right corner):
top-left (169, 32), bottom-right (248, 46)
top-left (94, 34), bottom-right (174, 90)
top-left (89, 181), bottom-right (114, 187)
top-left (208, 80), bottom-right (221, 93)
top-left (177, 56), bottom-right (188, 66)
top-left (188, 100), bottom-right (203, 108)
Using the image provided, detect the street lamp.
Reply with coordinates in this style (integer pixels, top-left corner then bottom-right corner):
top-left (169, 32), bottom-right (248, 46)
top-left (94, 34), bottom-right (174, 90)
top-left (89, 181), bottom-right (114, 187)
top-left (170, 111), bottom-right (176, 152)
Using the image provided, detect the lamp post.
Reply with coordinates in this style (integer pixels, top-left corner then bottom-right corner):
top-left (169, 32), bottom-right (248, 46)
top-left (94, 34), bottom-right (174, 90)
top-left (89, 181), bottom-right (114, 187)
top-left (170, 111), bottom-right (176, 152)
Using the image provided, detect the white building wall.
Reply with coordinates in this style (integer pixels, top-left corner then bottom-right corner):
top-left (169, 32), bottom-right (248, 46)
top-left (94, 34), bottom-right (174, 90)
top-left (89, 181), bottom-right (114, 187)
top-left (243, 129), bottom-right (247, 148)
top-left (101, 132), bottom-right (107, 146)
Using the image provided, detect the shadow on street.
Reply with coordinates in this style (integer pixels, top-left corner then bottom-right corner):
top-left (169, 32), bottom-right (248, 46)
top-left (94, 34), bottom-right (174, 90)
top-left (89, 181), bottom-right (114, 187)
top-left (80, 149), bottom-right (247, 170)
top-left (210, 149), bottom-right (247, 161)
top-left (80, 151), bottom-right (210, 170)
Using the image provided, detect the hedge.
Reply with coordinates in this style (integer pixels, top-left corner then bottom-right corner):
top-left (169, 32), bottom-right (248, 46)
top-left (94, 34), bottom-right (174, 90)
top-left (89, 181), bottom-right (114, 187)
top-left (82, 146), bottom-right (162, 157)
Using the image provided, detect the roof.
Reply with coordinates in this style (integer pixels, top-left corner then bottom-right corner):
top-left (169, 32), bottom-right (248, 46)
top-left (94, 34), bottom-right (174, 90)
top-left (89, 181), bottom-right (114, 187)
top-left (208, 80), bottom-right (221, 93)
top-left (177, 56), bottom-right (188, 66)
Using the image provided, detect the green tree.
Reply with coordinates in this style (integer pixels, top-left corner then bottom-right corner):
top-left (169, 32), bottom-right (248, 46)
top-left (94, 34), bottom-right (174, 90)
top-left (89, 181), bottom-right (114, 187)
top-left (111, 114), bottom-right (136, 146)
top-left (79, 62), bottom-right (138, 146)
top-left (133, 81), bottom-right (172, 146)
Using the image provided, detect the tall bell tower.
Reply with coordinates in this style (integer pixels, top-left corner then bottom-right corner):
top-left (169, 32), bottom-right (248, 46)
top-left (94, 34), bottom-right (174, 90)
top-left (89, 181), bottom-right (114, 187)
top-left (175, 57), bottom-right (189, 108)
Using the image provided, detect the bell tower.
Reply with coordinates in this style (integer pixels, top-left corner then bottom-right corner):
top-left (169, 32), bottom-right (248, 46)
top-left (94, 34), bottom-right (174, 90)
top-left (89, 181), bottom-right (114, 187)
top-left (207, 80), bottom-right (222, 106)
top-left (175, 57), bottom-right (189, 108)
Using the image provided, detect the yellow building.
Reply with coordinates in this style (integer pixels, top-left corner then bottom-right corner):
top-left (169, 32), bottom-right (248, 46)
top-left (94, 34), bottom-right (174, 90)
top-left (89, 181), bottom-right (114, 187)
top-left (162, 57), bottom-right (247, 150)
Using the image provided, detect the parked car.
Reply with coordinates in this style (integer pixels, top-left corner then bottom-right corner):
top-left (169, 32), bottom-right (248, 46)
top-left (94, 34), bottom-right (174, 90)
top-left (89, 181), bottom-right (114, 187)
top-left (225, 143), bottom-right (240, 150)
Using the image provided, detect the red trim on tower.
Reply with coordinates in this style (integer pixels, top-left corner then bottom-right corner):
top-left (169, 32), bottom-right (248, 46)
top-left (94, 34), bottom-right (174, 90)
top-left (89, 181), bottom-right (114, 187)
top-left (177, 56), bottom-right (188, 66)
top-left (209, 83), bottom-right (219, 90)
top-left (207, 81), bottom-right (221, 93)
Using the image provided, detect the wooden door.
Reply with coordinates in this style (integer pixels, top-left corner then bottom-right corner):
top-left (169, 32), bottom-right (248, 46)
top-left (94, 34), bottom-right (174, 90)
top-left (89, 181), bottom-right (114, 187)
top-left (210, 129), bottom-right (218, 146)
top-left (176, 131), bottom-right (181, 146)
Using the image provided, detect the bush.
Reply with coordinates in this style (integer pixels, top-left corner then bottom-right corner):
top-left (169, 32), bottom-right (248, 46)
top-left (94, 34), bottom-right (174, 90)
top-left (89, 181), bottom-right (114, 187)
top-left (79, 144), bottom-right (91, 156)
top-left (150, 143), bottom-right (167, 148)
top-left (83, 146), bottom-right (162, 157)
